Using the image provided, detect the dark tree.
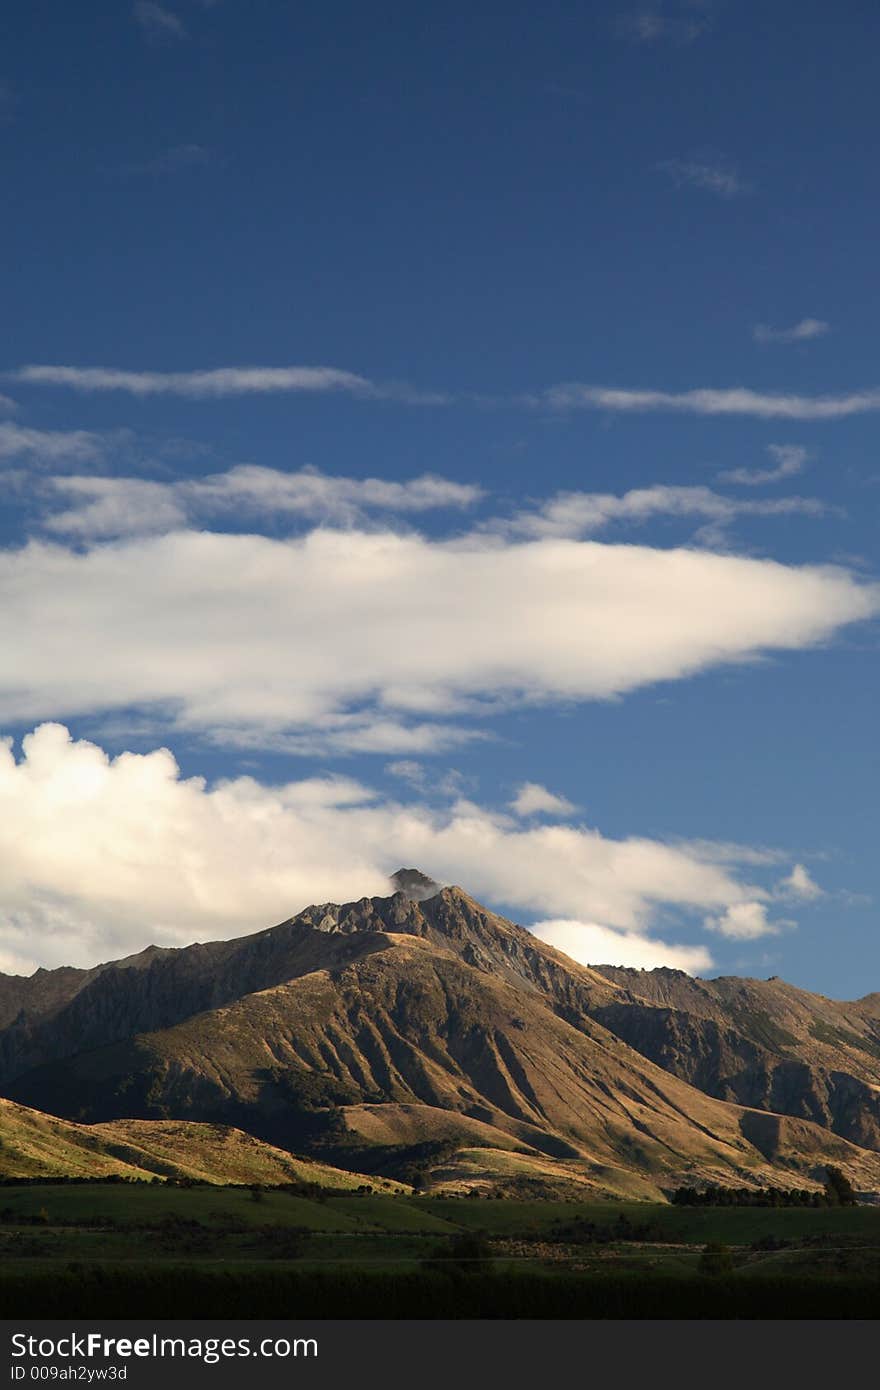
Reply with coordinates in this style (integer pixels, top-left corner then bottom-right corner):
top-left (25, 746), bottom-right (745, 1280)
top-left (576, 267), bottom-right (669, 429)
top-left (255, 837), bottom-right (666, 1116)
top-left (823, 1166), bottom-right (857, 1206)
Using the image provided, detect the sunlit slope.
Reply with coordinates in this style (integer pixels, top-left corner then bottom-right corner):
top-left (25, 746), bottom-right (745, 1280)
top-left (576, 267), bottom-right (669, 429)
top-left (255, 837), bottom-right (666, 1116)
top-left (11, 930), bottom-right (880, 1194)
top-left (0, 1098), bottom-right (402, 1188)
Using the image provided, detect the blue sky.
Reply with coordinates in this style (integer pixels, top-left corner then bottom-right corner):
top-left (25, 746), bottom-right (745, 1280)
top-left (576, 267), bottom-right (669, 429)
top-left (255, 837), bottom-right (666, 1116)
top-left (0, 1), bottom-right (878, 995)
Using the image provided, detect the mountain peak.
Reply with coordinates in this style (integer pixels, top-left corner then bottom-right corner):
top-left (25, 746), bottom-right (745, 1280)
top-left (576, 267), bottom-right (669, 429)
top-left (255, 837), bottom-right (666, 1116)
top-left (389, 867), bottom-right (442, 902)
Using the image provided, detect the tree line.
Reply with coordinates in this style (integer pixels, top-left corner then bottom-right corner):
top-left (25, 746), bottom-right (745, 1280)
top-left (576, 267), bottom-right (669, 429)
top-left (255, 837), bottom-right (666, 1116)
top-left (671, 1167), bottom-right (858, 1207)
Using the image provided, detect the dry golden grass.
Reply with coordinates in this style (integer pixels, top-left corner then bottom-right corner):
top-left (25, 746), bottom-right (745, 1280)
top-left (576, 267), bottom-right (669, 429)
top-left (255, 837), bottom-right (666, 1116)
top-left (0, 1098), bottom-right (404, 1189)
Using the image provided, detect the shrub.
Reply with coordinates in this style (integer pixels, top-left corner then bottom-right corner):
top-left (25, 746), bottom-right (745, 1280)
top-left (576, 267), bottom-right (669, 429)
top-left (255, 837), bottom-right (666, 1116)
top-left (699, 1242), bottom-right (734, 1277)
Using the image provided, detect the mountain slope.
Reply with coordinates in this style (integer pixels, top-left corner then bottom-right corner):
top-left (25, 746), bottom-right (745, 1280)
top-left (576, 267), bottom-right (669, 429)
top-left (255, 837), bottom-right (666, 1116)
top-left (0, 881), bottom-right (621, 1088)
top-left (590, 966), bottom-right (880, 1150)
top-left (3, 876), bottom-right (880, 1196)
top-left (8, 911), bottom-right (880, 1197)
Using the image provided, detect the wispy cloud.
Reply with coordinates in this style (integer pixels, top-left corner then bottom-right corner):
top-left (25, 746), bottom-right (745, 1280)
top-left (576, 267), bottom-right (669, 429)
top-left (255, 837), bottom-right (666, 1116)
top-left (776, 863), bottom-right (823, 901)
top-left (718, 444), bottom-right (809, 487)
top-left (616, 11), bottom-right (670, 41)
top-left (115, 144), bottom-right (216, 177)
top-left (207, 714), bottom-right (479, 758)
top-left (189, 465), bottom-right (482, 521)
top-left (504, 482), bottom-right (827, 540)
top-left (0, 422), bottom-right (106, 464)
top-left (384, 761), bottom-right (471, 799)
top-left (386, 759), bottom-right (427, 789)
top-left (132, 2), bottom-right (187, 40)
top-left (705, 900), bottom-right (777, 939)
top-left (39, 465), bottom-right (484, 538)
top-left (510, 783), bottom-right (577, 818)
top-left (42, 478), bottom-right (188, 538)
top-left (33, 468), bottom-right (828, 545)
top-left (541, 382), bottom-right (880, 420)
top-left (13, 364), bottom-right (449, 405)
top-left (615, 3), bottom-right (715, 44)
top-left (753, 318), bottom-right (830, 344)
top-left (20, 362), bottom-right (880, 425)
top-left (657, 156), bottom-right (751, 198)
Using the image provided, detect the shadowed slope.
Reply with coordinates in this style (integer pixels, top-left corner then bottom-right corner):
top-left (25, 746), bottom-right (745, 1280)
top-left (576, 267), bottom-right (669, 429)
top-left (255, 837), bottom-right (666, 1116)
top-left (592, 967), bottom-right (880, 1150)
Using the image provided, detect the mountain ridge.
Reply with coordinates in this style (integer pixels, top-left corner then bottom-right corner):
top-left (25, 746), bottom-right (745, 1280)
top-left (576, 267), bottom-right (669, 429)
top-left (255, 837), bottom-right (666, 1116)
top-left (2, 877), bottom-right (879, 1197)
top-left (590, 964), bottom-right (880, 1150)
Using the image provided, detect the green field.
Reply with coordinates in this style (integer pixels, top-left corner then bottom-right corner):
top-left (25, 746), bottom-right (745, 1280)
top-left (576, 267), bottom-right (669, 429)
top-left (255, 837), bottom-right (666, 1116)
top-left (1, 1183), bottom-right (363, 1230)
top-left (2, 1184), bottom-right (879, 1318)
top-left (415, 1196), bottom-right (880, 1243)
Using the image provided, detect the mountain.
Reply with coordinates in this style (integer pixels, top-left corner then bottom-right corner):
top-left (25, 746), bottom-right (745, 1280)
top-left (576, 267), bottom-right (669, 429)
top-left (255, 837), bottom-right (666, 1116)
top-left (0, 878), bottom-right (619, 1087)
top-left (590, 967), bottom-right (880, 1151)
top-left (2, 874), bottom-right (880, 1198)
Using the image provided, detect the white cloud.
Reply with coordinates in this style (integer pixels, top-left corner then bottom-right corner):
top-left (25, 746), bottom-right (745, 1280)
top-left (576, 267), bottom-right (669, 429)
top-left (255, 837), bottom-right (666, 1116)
top-left (385, 762), bottom-right (474, 799)
top-left (0, 395), bottom-right (16, 414)
top-left (528, 919), bottom-right (712, 973)
top-left (17, 360), bottom-right (880, 425)
top-left (189, 465), bottom-right (481, 520)
top-left (386, 760), bottom-right (427, 788)
top-left (0, 423), bottom-right (105, 464)
top-left (657, 158), bottom-right (750, 198)
top-left (207, 715), bottom-right (478, 757)
top-left (541, 382), bottom-right (880, 420)
top-left (132, 3), bottom-right (186, 40)
top-left (41, 466), bottom-right (483, 538)
top-left (705, 900), bottom-right (776, 939)
top-left (753, 318), bottom-right (830, 344)
top-left (511, 783), bottom-right (577, 817)
top-left (0, 527), bottom-right (874, 750)
top-left (42, 470), bottom-right (825, 545)
top-left (777, 863), bottom-right (823, 901)
top-left (718, 444), bottom-right (809, 487)
top-left (680, 839), bottom-right (789, 868)
top-left (505, 483), bottom-right (826, 539)
top-left (45, 478), bottom-right (188, 538)
top-left (13, 364), bottom-right (449, 405)
top-left (0, 724), bottom-right (793, 973)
